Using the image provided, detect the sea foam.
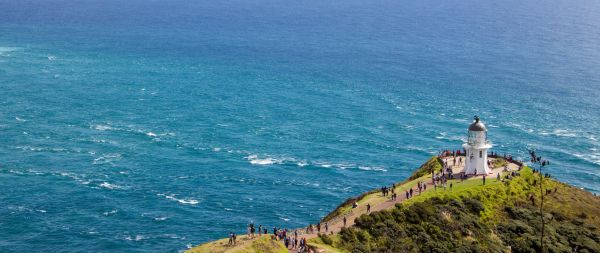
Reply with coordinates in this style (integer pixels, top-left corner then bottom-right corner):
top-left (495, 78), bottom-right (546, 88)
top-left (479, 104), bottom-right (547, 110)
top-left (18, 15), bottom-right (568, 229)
top-left (159, 193), bottom-right (199, 205)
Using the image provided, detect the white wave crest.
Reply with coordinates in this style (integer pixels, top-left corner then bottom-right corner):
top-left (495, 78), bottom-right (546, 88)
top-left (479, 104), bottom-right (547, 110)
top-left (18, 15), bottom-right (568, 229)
top-left (93, 153), bottom-right (122, 165)
top-left (297, 161), bottom-right (309, 167)
top-left (358, 166), bottom-right (387, 172)
top-left (125, 235), bottom-right (147, 241)
top-left (99, 182), bottom-right (122, 190)
top-left (539, 129), bottom-right (578, 138)
top-left (92, 124), bottom-right (116, 131)
top-left (0, 46), bottom-right (20, 56)
top-left (158, 193), bottom-right (199, 205)
top-left (103, 209), bottom-right (118, 216)
top-left (246, 154), bottom-right (277, 165)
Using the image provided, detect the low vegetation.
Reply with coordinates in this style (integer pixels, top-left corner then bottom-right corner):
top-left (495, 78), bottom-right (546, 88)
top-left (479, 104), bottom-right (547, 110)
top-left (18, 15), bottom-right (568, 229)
top-left (187, 235), bottom-right (287, 253)
top-left (492, 157), bottom-right (508, 168)
top-left (407, 157), bottom-right (443, 180)
top-left (316, 167), bottom-right (600, 252)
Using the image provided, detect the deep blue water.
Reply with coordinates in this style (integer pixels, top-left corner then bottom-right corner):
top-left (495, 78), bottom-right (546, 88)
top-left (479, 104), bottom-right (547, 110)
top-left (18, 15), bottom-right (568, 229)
top-left (1, 0), bottom-right (599, 252)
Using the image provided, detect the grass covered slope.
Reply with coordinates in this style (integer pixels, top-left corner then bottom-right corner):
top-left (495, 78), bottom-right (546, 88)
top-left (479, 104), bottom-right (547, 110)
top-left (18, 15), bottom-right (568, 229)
top-left (187, 235), bottom-right (287, 253)
top-left (318, 167), bottom-right (600, 253)
top-left (322, 157), bottom-right (443, 222)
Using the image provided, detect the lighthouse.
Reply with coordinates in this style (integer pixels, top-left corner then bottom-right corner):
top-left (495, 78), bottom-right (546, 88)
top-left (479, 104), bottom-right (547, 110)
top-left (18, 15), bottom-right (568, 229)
top-left (462, 116), bottom-right (492, 175)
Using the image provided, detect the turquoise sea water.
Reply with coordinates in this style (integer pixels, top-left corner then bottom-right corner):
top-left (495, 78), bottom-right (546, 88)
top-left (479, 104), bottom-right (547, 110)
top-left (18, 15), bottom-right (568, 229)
top-left (1, 0), bottom-right (599, 252)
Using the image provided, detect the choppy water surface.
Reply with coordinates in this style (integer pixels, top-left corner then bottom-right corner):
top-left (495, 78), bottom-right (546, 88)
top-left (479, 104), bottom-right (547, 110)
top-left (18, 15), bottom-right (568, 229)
top-left (1, 0), bottom-right (599, 251)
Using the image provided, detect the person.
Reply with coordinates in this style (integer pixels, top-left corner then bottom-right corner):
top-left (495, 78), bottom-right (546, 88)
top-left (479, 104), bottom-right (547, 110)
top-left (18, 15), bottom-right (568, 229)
top-left (343, 216), bottom-right (347, 227)
top-left (317, 223), bottom-right (321, 233)
top-left (367, 203), bottom-right (371, 213)
top-left (228, 232), bottom-right (233, 245)
top-left (264, 227), bottom-right (267, 235)
top-left (258, 224), bottom-right (262, 236)
top-left (497, 173), bottom-right (500, 181)
top-left (250, 223), bottom-right (255, 238)
top-left (409, 188), bottom-right (413, 198)
top-left (325, 222), bottom-right (329, 232)
top-left (483, 174), bottom-right (486, 185)
top-left (406, 190), bottom-right (409, 199)
top-left (450, 183), bottom-right (453, 190)
top-left (423, 184), bottom-right (427, 191)
top-left (232, 232), bottom-right (237, 245)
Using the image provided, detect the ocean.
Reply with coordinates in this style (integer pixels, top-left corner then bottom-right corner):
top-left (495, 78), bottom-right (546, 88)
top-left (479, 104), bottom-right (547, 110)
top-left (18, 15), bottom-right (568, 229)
top-left (1, 0), bottom-right (599, 252)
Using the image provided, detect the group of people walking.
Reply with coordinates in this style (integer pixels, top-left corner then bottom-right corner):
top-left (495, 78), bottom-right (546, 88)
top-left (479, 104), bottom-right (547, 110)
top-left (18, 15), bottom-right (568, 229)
top-left (274, 227), bottom-right (304, 250)
top-left (381, 185), bottom-right (398, 201)
top-left (229, 224), bottom-right (313, 252)
top-left (304, 222), bottom-right (328, 234)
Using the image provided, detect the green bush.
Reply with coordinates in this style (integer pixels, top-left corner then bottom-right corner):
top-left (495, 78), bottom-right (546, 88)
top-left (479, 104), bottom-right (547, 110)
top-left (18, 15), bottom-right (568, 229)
top-left (337, 178), bottom-right (600, 253)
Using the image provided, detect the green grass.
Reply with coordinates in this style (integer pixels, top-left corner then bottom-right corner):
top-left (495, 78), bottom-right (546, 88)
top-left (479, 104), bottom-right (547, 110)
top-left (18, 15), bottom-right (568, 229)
top-left (186, 235), bottom-right (287, 253)
top-left (492, 157), bottom-right (508, 168)
top-left (401, 166), bottom-right (600, 226)
top-left (322, 157), bottom-right (442, 222)
top-left (308, 235), bottom-right (348, 253)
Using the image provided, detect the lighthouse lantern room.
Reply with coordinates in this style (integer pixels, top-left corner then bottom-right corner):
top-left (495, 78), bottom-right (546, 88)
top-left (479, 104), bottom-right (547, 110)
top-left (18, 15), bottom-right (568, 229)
top-left (462, 116), bottom-right (493, 175)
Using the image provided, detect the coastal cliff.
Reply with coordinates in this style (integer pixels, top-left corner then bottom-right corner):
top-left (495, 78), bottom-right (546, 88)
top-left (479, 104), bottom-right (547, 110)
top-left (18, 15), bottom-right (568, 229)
top-left (187, 157), bottom-right (600, 253)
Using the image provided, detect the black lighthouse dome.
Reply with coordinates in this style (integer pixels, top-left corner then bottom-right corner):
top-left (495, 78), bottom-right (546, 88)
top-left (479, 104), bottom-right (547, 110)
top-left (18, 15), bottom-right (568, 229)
top-left (468, 116), bottom-right (487, 131)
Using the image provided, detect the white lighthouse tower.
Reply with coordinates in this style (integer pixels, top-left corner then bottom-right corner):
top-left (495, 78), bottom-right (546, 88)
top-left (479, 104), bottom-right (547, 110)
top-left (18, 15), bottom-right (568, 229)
top-left (462, 116), bottom-right (492, 175)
